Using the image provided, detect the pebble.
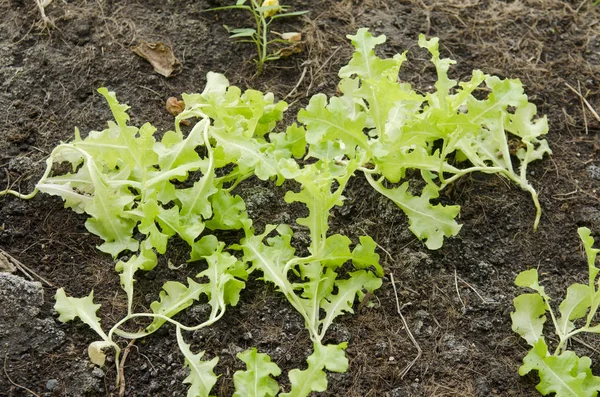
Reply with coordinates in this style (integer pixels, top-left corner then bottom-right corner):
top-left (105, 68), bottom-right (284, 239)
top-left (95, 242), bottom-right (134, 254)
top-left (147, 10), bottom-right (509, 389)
top-left (91, 367), bottom-right (105, 378)
top-left (46, 379), bottom-right (59, 391)
top-left (587, 165), bottom-right (600, 181)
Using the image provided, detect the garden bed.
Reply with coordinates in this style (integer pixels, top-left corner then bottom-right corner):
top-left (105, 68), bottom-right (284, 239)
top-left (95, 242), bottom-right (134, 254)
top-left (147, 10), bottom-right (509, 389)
top-left (1, 0), bottom-right (599, 396)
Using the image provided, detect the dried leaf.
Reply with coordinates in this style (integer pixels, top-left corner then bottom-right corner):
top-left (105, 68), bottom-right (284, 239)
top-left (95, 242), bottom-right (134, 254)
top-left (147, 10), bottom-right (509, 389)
top-left (281, 32), bottom-right (302, 42)
top-left (88, 340), bottom-right (114, 367)
top-left (132, 41), bottom-right (182, 77)
top-left (166, 97), bottom-right (190, 125)
top-left (0, 250), bottom-right (16, 273)
top-left (166, 97), bottom-right (185, 116)
top-left (277, 43), bottom-right (302, 58)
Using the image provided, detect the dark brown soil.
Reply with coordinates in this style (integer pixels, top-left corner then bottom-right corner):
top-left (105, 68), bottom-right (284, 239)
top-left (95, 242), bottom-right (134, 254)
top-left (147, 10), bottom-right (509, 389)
top-left (1, 0), bottom-right (599, 396)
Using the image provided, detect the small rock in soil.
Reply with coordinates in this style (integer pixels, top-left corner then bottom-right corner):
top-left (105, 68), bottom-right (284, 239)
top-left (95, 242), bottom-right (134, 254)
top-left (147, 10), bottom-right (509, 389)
top-left (91, 367), bottom-right (104, 378)
top-left (587, 165), bottom-right (600, 180)
top-left (0, 273), bottom-right (65, 355)
top-left (45, 378), bottom-right (59, 391)
top-left (577, 206), bottom-right (600, 231)
top-left (7, 155), bottom-right (33, 173)
top-left (440, 333), bottom-right (469, 362)
top-left (63, 361), bottom-right (104, 396)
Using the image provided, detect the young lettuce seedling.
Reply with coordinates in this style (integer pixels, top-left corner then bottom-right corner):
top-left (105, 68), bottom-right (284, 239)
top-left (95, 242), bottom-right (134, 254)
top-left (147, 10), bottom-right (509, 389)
top-left (236, 159), bottom-right (383, 396)
top-left (512, 227), bottom-right (600, 396)
top-left (18, 74), bottom-right (295, 392)
top-left (295, 28), bottom-right (551, 249)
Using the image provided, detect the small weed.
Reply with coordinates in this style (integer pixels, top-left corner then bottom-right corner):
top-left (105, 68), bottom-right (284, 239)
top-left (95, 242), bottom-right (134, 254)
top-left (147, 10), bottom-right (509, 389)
top-left (208, 0), bottom-right (308, 75)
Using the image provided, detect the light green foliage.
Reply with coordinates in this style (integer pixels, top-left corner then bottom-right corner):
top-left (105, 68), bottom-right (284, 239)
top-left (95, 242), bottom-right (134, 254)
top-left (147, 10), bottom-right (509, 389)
top-left (0, 29), bottom-right (552, 396)
top-left (512, 227), bottom-right (600, 396)
top-left (238, 156), bottom-right (382, 394)
top-left (280, 343), bottom-right (348, 397)
top-left (520, 339), bottom-right (600, 397)
top-left (233, 348), bottom-right (281, 397)
top-left (41, 73), bottom-right (285, 390)
top-left (54, 288), bottom-right (118, 366)
top-left (301, 28), bottom-right (550, 248)
top-left (207, 0), bottom-right (308, 74)
top-left (176, 327), bottom-right (219, 397)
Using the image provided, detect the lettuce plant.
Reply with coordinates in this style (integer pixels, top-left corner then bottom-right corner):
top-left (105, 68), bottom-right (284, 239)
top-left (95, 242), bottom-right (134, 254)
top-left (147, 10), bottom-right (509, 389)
top-left (0, 29), bottom-right (551, 396)
top-left (302, 28), bottom-right (551, 249)
top-left (20, 75), bottom-right (296, 392)
top-left (512, 227), bottom-right (600, 396)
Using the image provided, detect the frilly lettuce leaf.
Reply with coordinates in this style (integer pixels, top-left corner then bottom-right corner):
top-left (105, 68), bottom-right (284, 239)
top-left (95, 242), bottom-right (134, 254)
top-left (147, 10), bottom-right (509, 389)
top-left (176, 327), bottom-right (219, 397)
top-left (280, 343), bottom-right (348, 397)
top-left (233, 348), bottom-right (281, 397)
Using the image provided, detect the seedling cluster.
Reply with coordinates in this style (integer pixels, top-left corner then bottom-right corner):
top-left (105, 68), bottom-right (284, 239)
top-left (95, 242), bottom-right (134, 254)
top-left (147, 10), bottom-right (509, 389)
top-left (3, 28), bottom-right (556, 396)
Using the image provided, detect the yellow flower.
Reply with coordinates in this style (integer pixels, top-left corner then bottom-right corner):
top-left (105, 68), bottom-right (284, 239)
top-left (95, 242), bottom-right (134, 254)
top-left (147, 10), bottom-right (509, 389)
top-left (262, 0), bottom-right (280, 17)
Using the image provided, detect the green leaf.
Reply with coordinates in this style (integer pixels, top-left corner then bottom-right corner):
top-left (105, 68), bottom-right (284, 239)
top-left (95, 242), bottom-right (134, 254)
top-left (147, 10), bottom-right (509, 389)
top-left (515, 268), bottom-right (541, 289)
top-left (515, 268), bottom-right (552, 302)
top-left (137, 199), bottom-right (173, 255)
top-left (115, 240), bottom-right (158, 313)
top-left (240, 225), bottom-right (296, 300)
top-left (233, 348), bottom-right (281, 397)
top-left (205, 190), bottom-right (252, 231)
top-left (84, 185), bottom-right (139, 257)
top-left (557, 283), bottom-right (592, 335)
top-left (339, 28), bottom-right (403, 81)
top-left (155, 205), bottom-right (205, 249)
top-left (54, 288), bottom-right (109, 341)
top-left (320, 271), bottom-right (382, 337)
top-left (190, 235), bottom-right (220, 262)
top-left (519, 339), bottom-right (600, 397)
top-left (352, 235), bottom-right (383, 276)
top-left (280, 343), bottom-right (348, 397)
top-left (319, 234), bottom-right (352, 268)
top-left (153, 118), bottom-right (207, 190)
top-left (198, 243), bottom-right (248, 309)
top-left (270, 10), bottom-right (309, 19)
top-left (229, 28), bottom-right (257, 39)
top-left (176, 176), bottom-right (218, 222)
top-left (97, 87), bottom-right (131, 129)
top-left (284, 161), bottom-right (357, 253)
top-left (268, 123), bottom-right (307, 159)
top-left (579, 227), bottom-right (600, 288)
top-left (367, 177), bottom-right (461, 249)
top-left (298, 94), bottom-right (369, 158)
top-left (176, 327), bottom-right (219, 397)
top-left (146, 278), bottom-right (206, 334)
top-left (417, 34), bottom-right (457, 102)
top-left (511, 293), bottom-right (546, 346)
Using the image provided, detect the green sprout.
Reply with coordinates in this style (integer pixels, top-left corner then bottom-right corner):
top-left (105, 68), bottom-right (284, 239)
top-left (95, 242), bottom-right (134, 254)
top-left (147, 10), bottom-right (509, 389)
top-left (208, 0), bottom-right (308, 74)
top-left (512, 227), bottom-right (600, 396)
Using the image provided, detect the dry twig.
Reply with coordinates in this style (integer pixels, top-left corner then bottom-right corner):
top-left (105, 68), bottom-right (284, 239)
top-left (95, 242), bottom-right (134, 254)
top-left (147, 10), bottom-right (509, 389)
top-left (565, 82), bottom-right (600, 130)
top-left (390, 273), bottom-right (422, 379)
top-left (0, 248), bottom-right (55, 288)
top-left (118, 338), bottom-right (137, 397)
top-left (4, 347), bottom-right (40, 397)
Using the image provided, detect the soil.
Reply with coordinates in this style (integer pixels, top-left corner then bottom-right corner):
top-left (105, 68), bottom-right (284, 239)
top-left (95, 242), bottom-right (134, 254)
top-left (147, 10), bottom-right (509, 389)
top-left (1, 0), bottom-right (599, 396)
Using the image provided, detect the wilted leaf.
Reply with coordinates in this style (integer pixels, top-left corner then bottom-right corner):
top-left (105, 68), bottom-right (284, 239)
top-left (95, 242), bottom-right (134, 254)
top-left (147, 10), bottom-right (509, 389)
top-left (88, 340), bottom-right (114, 367)
top-left (166, 97), bottom-right (185, 116)
top-left (132, 40), bottom-right (182, 77)
top-left (281, 32), bottom-right (301, 42)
